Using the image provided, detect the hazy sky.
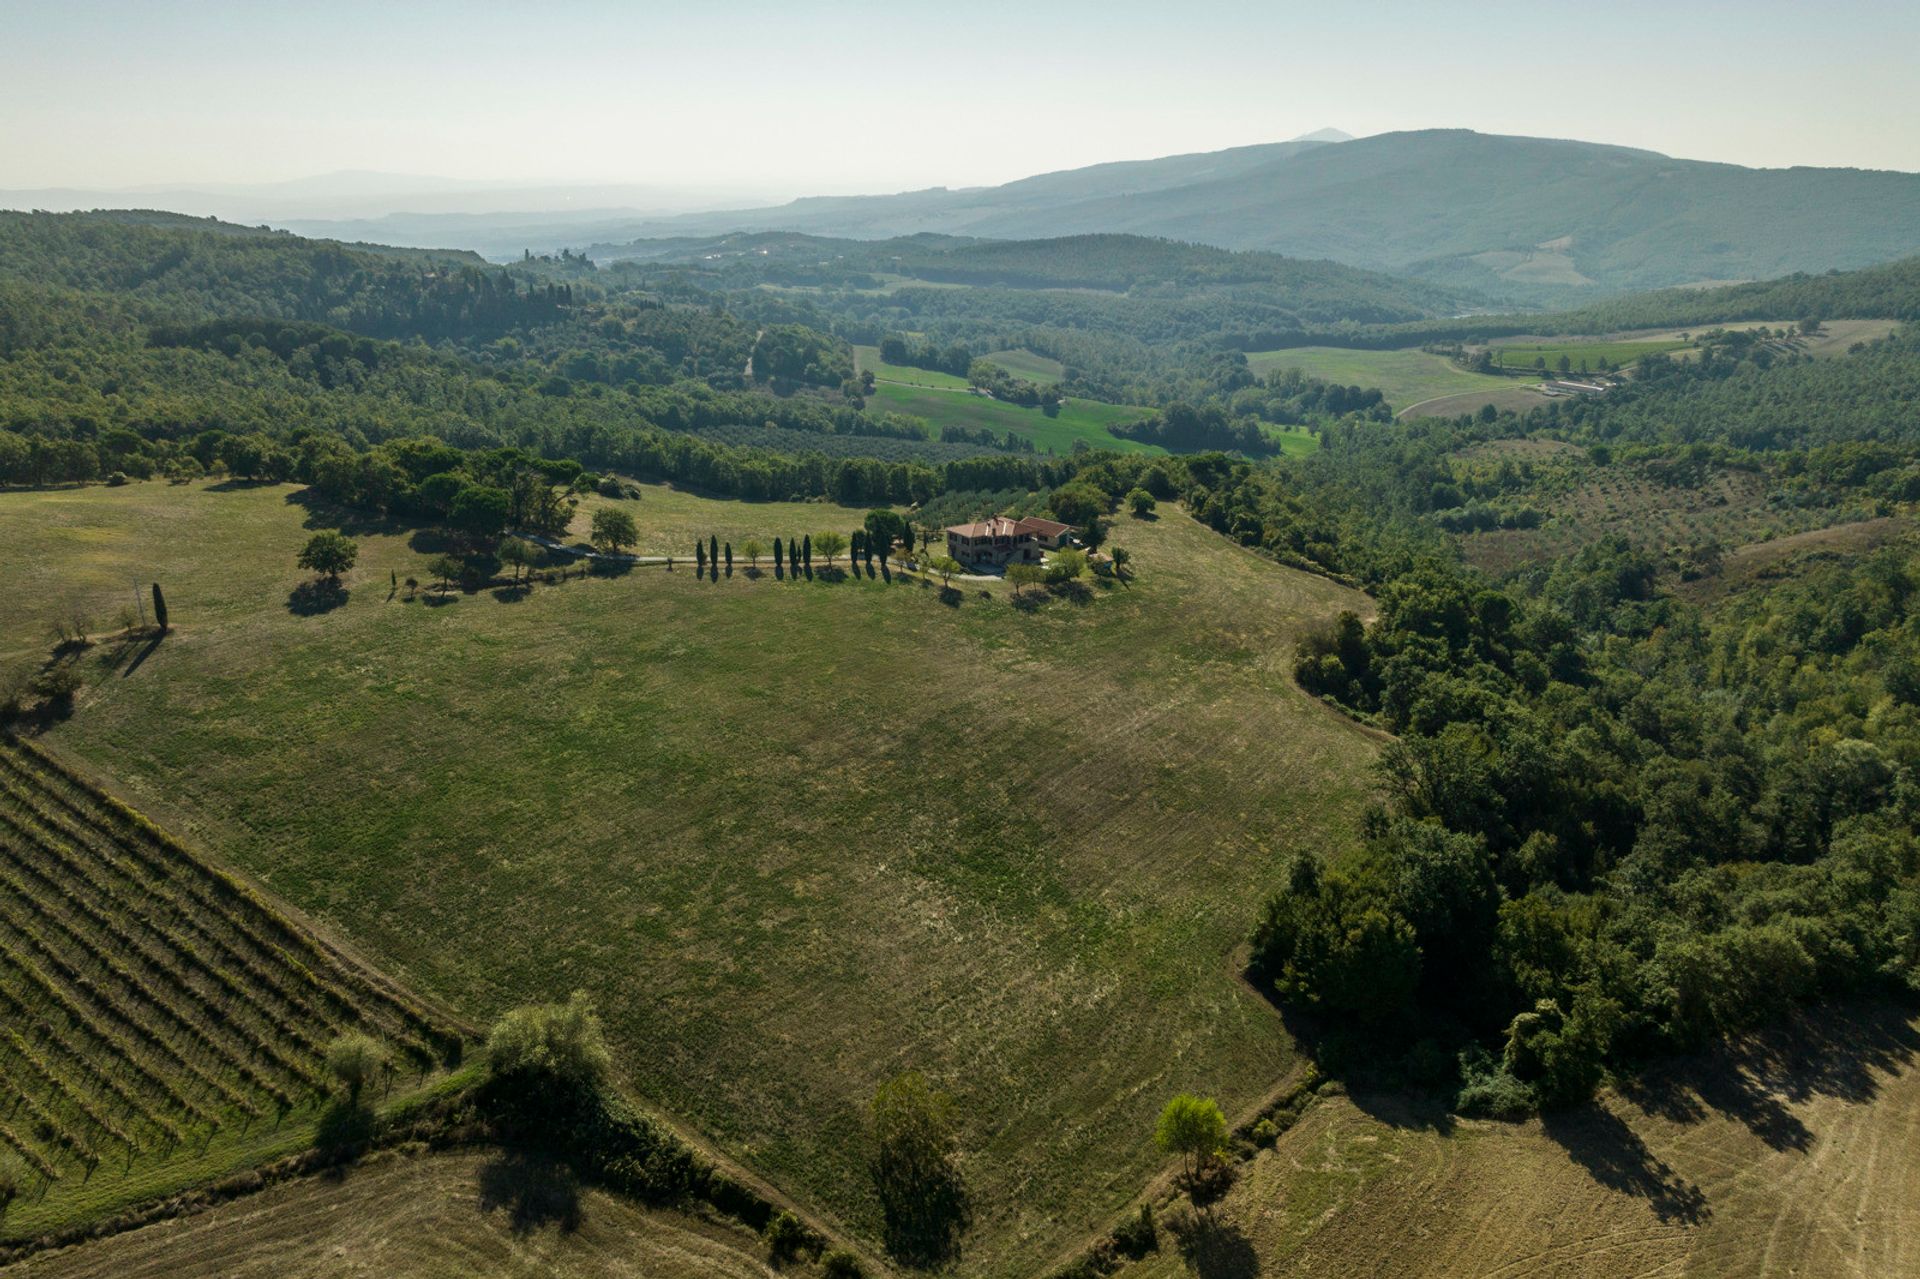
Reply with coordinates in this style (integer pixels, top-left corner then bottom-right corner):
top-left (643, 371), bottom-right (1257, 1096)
top-left (5, 0), bottom-right (1918, 197)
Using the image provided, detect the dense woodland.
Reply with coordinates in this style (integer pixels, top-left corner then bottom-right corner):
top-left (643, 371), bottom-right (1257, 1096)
top-left (4, 210), bottom-right (1919, 1121)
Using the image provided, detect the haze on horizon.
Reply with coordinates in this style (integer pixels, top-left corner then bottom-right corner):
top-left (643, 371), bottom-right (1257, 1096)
top-left (4, 0), bottom-right (1918, 209)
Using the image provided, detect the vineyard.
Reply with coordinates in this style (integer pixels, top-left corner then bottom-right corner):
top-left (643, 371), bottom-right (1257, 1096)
top-left (0, 734), bottom-right (462, 1220)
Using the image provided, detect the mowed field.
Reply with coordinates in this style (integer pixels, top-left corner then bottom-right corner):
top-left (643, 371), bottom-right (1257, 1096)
top-left (1121, 1004), bottom-right (1920, 1279)
top-left (2, 480), bottom-right (1379, 1277)
top-left (0, 731), bottom-right (464, 1244)
top-left (1243, 346), bottom-right (1515, 414)
top-left (13, 1148), bottom-right (773, 1279)
top-left (854, 345), bottom-right (1162, 454)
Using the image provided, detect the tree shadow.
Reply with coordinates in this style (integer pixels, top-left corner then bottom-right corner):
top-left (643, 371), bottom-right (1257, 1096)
top-left (1540, 1106), bottom-right (1709, 1225)
top-left (422, 589), bottom-right (459, 607)
top-left (476, 1149), bottom-right (583, 1235)
top-left (314, 1098), bottom-right (374, 1153)
top-left (1170, 1215), bottom-right (1260, 1279)
top-left (588, 558), bottom-right (633, 578)
top-left (816, 566), bottom-right (848, 583)
top-left (491, 583), bottom-right (533, 603)
top-left (407, 527), bottom-right (460, 555)
top-left (1048, 579), bottom-right (1094, 605)
top-left (938, 586), bottom-right (963, 608)
top-left (285, 488), bottom-right (410, 538)
top-left (286, 578), bottom-right (349, 615)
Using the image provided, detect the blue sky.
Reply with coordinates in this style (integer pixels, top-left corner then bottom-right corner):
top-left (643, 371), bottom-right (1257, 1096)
top-left (5, 0), bottom-right (1917, 194)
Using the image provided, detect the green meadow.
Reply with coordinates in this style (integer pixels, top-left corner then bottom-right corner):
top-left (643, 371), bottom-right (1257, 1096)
top-left (9, 478), bottom-right (1379, 1278)
top-left (1244, 345), bottom-right (1515, 412)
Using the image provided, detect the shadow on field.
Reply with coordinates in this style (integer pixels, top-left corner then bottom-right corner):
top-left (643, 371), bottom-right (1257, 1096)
top-left (286, 487), bottom-right (411, 538)
top-left (1540, 1107), bottom-right (1709, 1225)
top-left (1171, 1215), bottom-right (1260, 1279)
top-left (476, 1149), bottom-right (583, 1235)
top-left (1617, 1001), bottom-right (1920, 1154)
top-left (286, 578), bottom-right (349, 615)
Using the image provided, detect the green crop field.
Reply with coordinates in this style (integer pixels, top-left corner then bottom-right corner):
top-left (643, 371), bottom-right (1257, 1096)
top-left (1243, 345), bottom-right (1515, 413)
top-left (4, 478), bottom-right (1378, 1278)
top-left (983, 349), bottom-right (1066, 382)
top-left (853, 345), bottom-right (971, 389)
top-left (0, 732), bottom-right (466, 1242)
top-left (1486, 338), bottom-right (1689, 371)
top-left (866, 380), bottom-right (1163, 455)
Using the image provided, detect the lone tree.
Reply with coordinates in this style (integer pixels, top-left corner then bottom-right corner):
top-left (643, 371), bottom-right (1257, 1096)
top-left (742, 538), bottom-right (766, 569)
top-left (150, 582), bottom-right (169, 632)
top-left (1127, 488), bottom-right (1157, 518)
top-left (1154, 1093), bottom-right (1227, 1194)
top-left (1110, 545), bottom-right (1132, 580)
top-left (325, 1032), bottom-right (386, 1103)
top-left (498, 536), bottom-right (534, 584)
top-left (298, 531), bottom-right (358, 582)
top-left (814, 530), bottom-right (848, 567)
top-left (589, 507), bottom-right (637, 557)
top-left (930, 555), bottom-right (963, 587)
top-left (427, 554), bottom-right (462, 594)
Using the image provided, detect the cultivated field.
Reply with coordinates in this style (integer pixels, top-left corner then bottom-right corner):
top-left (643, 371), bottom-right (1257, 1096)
top-left (1485, 338), bottom-right (1688, 371)
top-left (1399, 385), bottom-right (1551, 421)
top-left (1242, 346), bottom-right (1514, 413)
top-left (982, 349), bottom-right (1066, 383)
top-left (1446, 442), bottom-right (1855, 576)
top-left (0, 734), bottom-right (463, 1243)
top-left (1121, 1003), bottom-right (1920, 1279)
top-left (4, 479), bottom-right (1380, 1277)
top-left (14, 1148), bottom-right (772, 1279)
top-left (867, 381), bottom-right (1161, 455)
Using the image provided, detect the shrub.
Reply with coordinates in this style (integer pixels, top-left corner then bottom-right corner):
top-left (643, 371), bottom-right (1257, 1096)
top-left (106, 470), bottom-right (130, 486)
top-left (1111, 1202), bottom-right (1157, 1258)
top-left (484, 991), bottom-right (612, 1094)
top-left (324, 1032), bottom-right (386, 1101)
top-left (1454, 1047), bottom-right (1535, 1119)
top-left (764, 1209), bottom-right (808, 1264)
top-left (820, 1249), bottom-right (865, 1279)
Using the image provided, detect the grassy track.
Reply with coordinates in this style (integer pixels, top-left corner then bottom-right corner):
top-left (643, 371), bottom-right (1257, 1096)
top-left (1243, 346), bottom-right (1514, 411)
top-left (0, 733), bottom-right (465, 1242)
top-left (6, 480), bottom-right (1378, 1276)
top-left (18, 1148), bottom-right (772, 1279)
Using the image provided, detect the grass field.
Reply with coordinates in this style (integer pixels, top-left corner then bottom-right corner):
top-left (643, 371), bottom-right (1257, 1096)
top-left (5, 479), bottom-right (1379, 1278)
top-left (18, 1148), bottom-right (774, 1279)
top-left (1486, 338), bottom-right (1688, 371)
top-left (983, 349), bottom-right (1066, 383)
top-left (866, 381), bottom-right (1161, 455)
top-left (0, 733), bottom-right (465, 1243)
top-left (1243, 346), bottom-right (1515, 413)
top-left (1121, 1004), bottom-right (1920, 1279)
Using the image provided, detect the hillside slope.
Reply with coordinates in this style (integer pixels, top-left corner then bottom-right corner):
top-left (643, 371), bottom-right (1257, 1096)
top-left (606, 131), bottom-right (1920, 298)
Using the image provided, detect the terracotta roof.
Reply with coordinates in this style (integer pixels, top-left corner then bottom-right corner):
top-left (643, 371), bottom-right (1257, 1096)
top-left (945, 515), bottom-right (1075, 538)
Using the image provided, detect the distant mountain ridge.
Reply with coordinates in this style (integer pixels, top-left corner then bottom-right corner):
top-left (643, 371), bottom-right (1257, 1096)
top-left (595, 130), bottom-right (1920, 300)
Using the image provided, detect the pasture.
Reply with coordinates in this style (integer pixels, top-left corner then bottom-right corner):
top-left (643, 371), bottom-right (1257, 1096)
top-left (1242, 346), bottom-right (1514, 413)
top-left (6, 479), bottom-right (1380, 1277)
top-left (0, 733), bottom-right (464, 1242)
top-left (1485, 338), bottom-right (1689, 371)
top-left (982, 349), bottom-right (1066, 383)
top-left (866, 380), bottom-right (1161, 455)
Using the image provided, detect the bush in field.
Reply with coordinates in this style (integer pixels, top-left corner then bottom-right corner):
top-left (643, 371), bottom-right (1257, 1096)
top-left (820, 1248), bottom-right (865, 1279)
top-left (764, 1209), bottom-right (809, 1264)
top-left (930, 555), bottom-right (963, 586)
top-left (1127, 488), bottom-right (1157, 517)
top-left (297, 531), bottom-right (357, 581)
top-left (1047, 548), bottom-right (1087, 583)
top-left (485, 991), bottom-right (612, 1093)
top-left (325, 1032), bottom-right (387, 1102)
top-left (870, 1071), bottom-right (969, 1266)
top-left (814, 530), bottom-right (848, 567)
top-left (498, 536), bottom-right (535, 583)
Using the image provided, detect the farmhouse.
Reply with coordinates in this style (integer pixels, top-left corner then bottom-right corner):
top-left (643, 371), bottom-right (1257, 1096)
top-left (945, 515), bottom-right (1074, 567)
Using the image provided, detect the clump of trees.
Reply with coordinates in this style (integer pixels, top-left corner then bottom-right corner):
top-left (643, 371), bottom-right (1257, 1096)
top-left (484, 990), bottom-right (612, 1095)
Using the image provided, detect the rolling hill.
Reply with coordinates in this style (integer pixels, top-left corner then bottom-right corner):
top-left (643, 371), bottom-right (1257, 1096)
top-left (588, 130), bottom-right (1920, 300)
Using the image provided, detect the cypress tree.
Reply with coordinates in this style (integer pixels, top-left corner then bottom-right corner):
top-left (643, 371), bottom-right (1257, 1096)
top-left (710, 535), bottom-right (719, 579)
top-left (151, 582), bottom-right (169, 633)
top-left (774, 536), bottom-right (785, 580)
top-left (803, 534), bottom-right (813, 581)
top-left (695, 541), bottom-right (706, 578)
top-left (724, 542), bottom-right (733, 578)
